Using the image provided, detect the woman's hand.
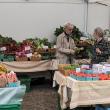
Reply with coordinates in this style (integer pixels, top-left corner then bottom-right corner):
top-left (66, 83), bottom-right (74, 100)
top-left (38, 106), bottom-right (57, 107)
top-left (96, 48), bottom-right (102, 54)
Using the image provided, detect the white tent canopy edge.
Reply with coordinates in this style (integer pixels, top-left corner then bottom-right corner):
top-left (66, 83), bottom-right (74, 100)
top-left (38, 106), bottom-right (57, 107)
top-left (89, 0), bottom-right (110, 6)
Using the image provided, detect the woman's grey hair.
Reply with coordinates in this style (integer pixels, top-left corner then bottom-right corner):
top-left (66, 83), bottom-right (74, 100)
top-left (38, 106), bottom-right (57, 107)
top-left (63, 22), bottom-right (74, 29)
top-left (94, 27), bottom-right (104, 38)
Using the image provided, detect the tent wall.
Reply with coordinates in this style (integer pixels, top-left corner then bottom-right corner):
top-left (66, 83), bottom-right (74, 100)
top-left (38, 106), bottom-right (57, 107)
top-left (0, 0), bottom-right (83, 3)
top-left (89, 0), bottom-right (110, 6)
top-left (0, 1), bottom-right (84, 41)
top-left (0, 0), bottom-right (109, 41)
top-left (87, 3), bottom-right (110, 34)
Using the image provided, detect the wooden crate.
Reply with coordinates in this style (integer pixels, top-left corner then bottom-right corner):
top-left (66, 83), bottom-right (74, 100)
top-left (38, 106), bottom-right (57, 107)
top-left (30, 56), bottom-right (41, 61)
top-left (16, 57), bottom-right (28, 61)
top-left (35, 48), bottom-right (46, 53)
top-left (48, 48), bottom-right (56, 53)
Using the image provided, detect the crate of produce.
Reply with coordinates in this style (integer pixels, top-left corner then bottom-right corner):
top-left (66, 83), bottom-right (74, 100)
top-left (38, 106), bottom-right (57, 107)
top-left (0, 104), bottom-right (21, 110)
top-left (61, 70), bottom-right (71, 76)
top-left (30, 56), bottom-right (41, 61)
top-left (58, 64), bottom-right (71, 71)
top-left (3, 55), bottom-right (15, 62)
top-left (7, 55), bottom-right (15, 61)
top-left (16, 57), bottom-right (28, 61)
top-left (18, 75), bottom-right (31, 92)
top-left (50, 53), bottom-right (56, 59)
top-left (48, 48), bottom-right (56, 53)
top-left (3, 58), bottom-right (14, 62)
top-left (35, 48), bottom-right (46, 53)
top-left (0, 53), bottom-right (4, 61)
top-left (41, 55), bottom-right (50, 60)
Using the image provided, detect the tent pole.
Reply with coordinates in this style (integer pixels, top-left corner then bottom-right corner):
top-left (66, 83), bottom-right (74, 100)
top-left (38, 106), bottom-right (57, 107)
top-left (109, 7), bottom-right (110, 29)
top-left (84, 0), bottom-right (88, 33)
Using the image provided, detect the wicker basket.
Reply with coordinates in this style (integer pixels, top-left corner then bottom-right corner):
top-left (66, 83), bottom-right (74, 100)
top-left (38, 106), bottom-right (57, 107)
top-left (0, 75), bottom-right (7, 88)
top-left (60, 70), bottom-right (70, 76)
top-left (16, 57), bottom-right (28, 61)
top-left (48, 48), bottom-right (56, 53)
top-left (35, 48), bottom-right (46, 53)
top-left (58, 64), bottom-right (71, 71)
top-left (30, 56), bottom-right (41, 61)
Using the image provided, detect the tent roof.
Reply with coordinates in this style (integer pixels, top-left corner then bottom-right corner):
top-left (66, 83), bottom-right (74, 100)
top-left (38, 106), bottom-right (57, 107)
top-left (89, 0), bottom-right (110, 6)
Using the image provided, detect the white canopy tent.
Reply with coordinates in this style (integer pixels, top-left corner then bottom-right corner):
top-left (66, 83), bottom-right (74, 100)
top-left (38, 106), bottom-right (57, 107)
top-left (0, 0), bottom-right (109, 41)
top-left (87, 0), bottom-right (110, 33)
top-left (89, 0), bottom-right (110, 6)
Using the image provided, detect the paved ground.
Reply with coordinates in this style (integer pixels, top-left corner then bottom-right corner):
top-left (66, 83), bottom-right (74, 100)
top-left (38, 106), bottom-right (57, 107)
top-left (22, 78), bottom-right (95, 110)
top-left (22, 78), bottom-right (58, 110)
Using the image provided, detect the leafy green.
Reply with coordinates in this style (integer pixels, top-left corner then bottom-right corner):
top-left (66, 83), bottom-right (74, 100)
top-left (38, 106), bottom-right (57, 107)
top-left (54, 25), bottom-right (82, 41)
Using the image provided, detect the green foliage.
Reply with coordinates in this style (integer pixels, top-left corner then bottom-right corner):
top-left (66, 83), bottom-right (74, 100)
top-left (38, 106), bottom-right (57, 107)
top-left (54, 25), bottom-right (82, 41)
top-left (0, 35), bottom-right (16, 44)
top-left (54, 26), bottom-right (64, 37)
top-left (104, 29), bottom-right (110, 38)
top-left (32, 37), bottom-right (52, 48)
top-left (86, 48), bottom-right (93, 59)
top-left (21, 37), bottom-right (54, 48)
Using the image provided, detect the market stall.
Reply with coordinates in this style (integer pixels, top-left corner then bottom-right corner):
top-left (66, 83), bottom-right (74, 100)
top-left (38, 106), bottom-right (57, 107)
top-left (53, 64), bottom-right (110, 109)
top-left (1, 60), bottom-right (52, 72)
top-left (0, 64), bottom-right (26, 110)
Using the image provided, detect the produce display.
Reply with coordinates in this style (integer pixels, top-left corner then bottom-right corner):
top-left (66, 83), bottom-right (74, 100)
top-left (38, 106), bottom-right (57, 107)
top-left (0, 32), bottom-right (95, 61)
top-left (59, 64), bottom-right (110, 81)
top-left (0, 74), bottom-right (7, 87)
top-left (30, 52), bottom-right (42, 61)
top-left (54, 25), bottom-right (95, 59)
top-left (0, 64), bottom-right (7, 73)
top-left (6, 71), bottom-right (19, 87)
top-left (75, 59), bottom-right (91, 65)
top-left (75, 39), bottom-right (94, 59)
top-left (0, 64), bottom-right (20, 87)
top-left (0, 37), bottom-right (56, 61)
top-left (58, 64), bottom-right (79, 76)
top-left (74, 47), bottom-right (84, 53)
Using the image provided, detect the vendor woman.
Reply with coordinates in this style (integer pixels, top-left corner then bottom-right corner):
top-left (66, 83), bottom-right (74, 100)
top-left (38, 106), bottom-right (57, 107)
top-left (92, 28), bottom-right (110, 110)
top-left (91, 27), bottom-right (109, 64)
top-left (56, 22), bottom-right (76, 64)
